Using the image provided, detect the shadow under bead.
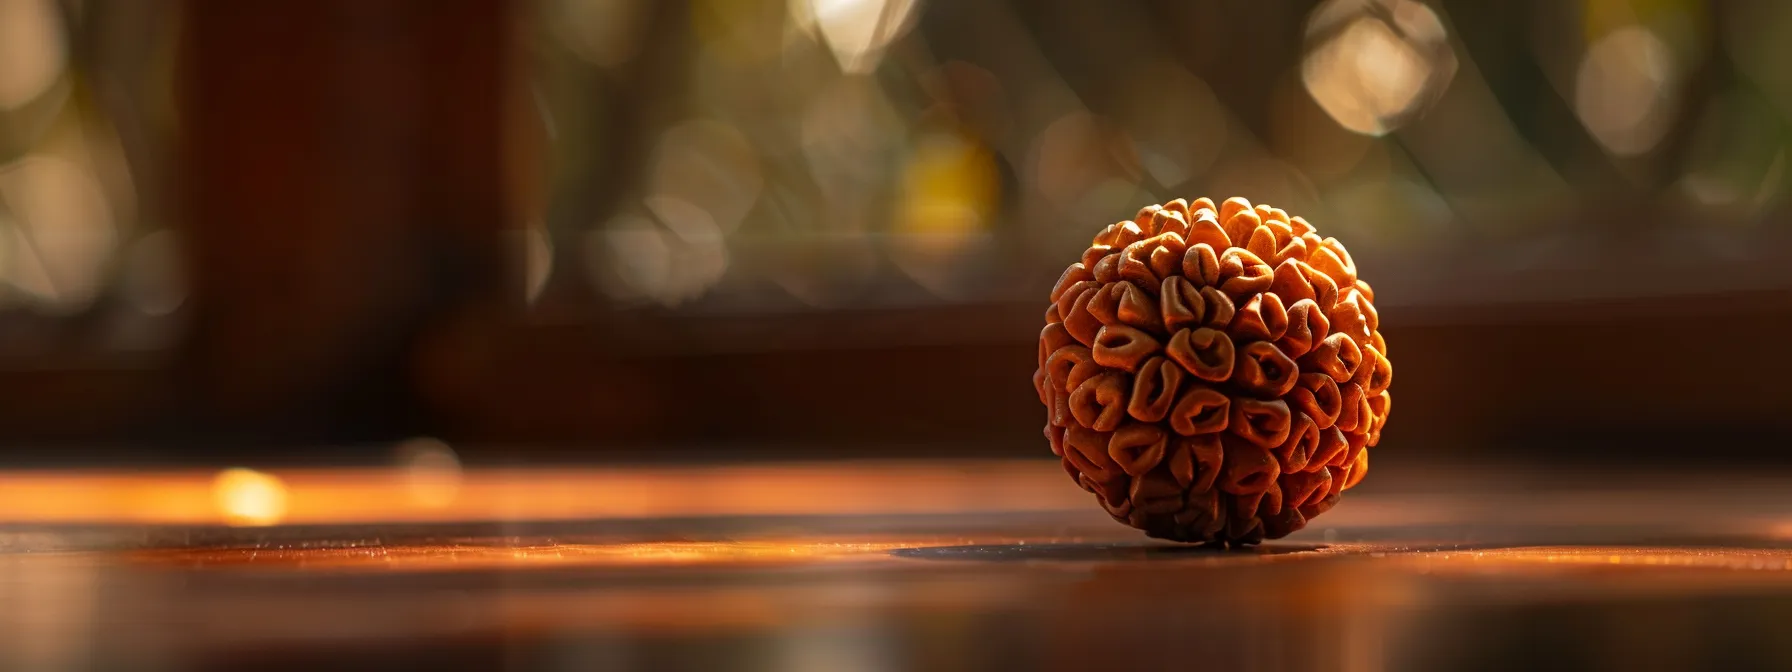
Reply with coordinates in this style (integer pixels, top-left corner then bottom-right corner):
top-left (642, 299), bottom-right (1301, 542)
top-left (1034, 197), bottom-right (1390, 546)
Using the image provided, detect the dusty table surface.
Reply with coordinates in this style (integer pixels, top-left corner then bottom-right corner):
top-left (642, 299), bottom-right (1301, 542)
top-left (4, 459), bottom-right (1792, 671)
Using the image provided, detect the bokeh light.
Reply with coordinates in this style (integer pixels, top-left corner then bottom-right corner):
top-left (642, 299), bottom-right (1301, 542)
top-left (788, 0), bottom-right (923, 74)
top-left (0, 155), bottom-right (118, 313)
top-left (395, 437), bottom-right (463, 509)
top-left (648, 120), bottom-right (764, 235)
top-left (895, 132), bottom-right (997, 237)
top-left (590, 212), bottom-right (671, 304)
top-left (210, 468), bottom-right (289, 527)
top-left (1575, 25), bottom-right (1678, 157)
top-left (888, 130), bottom-right (1000, 298)
top-left (553, 0), bottom-right (652, 69)
top-left (0, 0), bottom-right (65, 111)
top-left (1301, 0), bottom-right (1459, 137)
top-left (589, 198), bottom-right (731, 307)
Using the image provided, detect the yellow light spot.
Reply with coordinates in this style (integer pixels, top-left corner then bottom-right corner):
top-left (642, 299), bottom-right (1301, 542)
top-left (888, 132), bottom-right (998, 298)
top-left (897, 132), bottom-right (996, 236)
top-left (210, 469), bottom-right (287, 527)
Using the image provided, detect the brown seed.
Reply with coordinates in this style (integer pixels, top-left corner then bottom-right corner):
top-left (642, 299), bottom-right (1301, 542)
top-left (1133, 205), bottom-right (1163, 235)
top-left (1275, 412), bottom-right (1320, 473)
top-left (1109, 423), bottom-right (1170, 477)
top-left (1260, 505), bottom-right (1306, 539)
top-left (1165, 327), bottom-right (1235, 382)
top-left (1279, 467), bottom-right (1331, 511)
top-left (1228, 292), bottom-right (1289, 343)
top-left (1153, 208), bottom-right (1191, 240)
top-left (1368, 391), bottom-right (1392, 434)
top-left (1221, 200), bottom-right (1259, 243)
top-left (1181, 242), bottom-right (1222, 288)
top-left (1127, 356), bottom-right (1185, 423)
top-left (1169, 386), bottom-right (1231, 436)
top-left (1112, 221), bottom-right (1147, 248)
top-left (1176, 433), bottom-right (1224, 492)
top-left (1218, 248), bottom-right (1274, 300)
top-left (1038, 322), bottom-right (1074, 367)
top-left (1247, 224), bottom-right (1305, 268)
top-left (1055, 280), bottom-right (1096, 321)
top-left (1270, 259), bottom-right (1316, 306)
top-left (1051, 263), bottom-right (1095, 304)
top-left (1129, 467), bottom-right (1185, 514)
top-left (1289, 215), bottom-right (1315, 236)
top-left (1277, 299), bottom-right (1330, 359)
top-left (1334, 382), bottom-right (1369, 434)
top-left (1063, 287), bottom-right (1105, 346)
top-left (1199, 286), bottom-right (1235, 328)
top-left (1160, 276), bottom-right (1206, 332)
top-left (1233, 340), bottom-right (1300, 398)
top-left (1064, 426), bottom-right (1118, 480)
top-left (1044, 345), bottom-right (1093, 391)
top-left (1185, 211), bottom-right (1230, 251)
top-left (1310, 237), bottom-right (1357, 286)
top-left (1342, 450), bottom-right (1369, 490)
top-left (1045, 424), bottom-right (1067, 458)
top-left (1229, 397), bottom-right (1292, 449)
top-left (1330, 290), bottom-right (1372, 347)
top-left (1092, 253), bottom-right (1120, 283)
top-left (1081, 245), bottom-right (1113, 272)
top-left (1069, 372), bottom-right (1130, 432)
top-left (1310, 425), bottom-right (1348, 469)
top-left (1114, 282), bottom-right (1164, 333)
top-left (1288, 372), bottom-right (1343, 429)
top-left (1219, 434), bottom-right (1279, 496)
top-left (1302, 332), bottom-right (1362, 384)
top-left (1038, 198), bottom-right (1386, 545)
top-left (1092, 324), bottom-right (1162, 372)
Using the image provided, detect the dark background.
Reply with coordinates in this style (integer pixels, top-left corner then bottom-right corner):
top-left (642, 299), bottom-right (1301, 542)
top-left (0, 0), bottom-right (1787, 466)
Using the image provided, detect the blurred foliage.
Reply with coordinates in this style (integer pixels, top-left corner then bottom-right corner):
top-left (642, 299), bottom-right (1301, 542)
top-left (531, 0), bottom-right (1792, 316)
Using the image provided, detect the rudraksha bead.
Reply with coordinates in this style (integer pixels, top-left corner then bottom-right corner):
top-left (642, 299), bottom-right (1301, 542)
top-left (1036, 197), bottom-right (1390, 546)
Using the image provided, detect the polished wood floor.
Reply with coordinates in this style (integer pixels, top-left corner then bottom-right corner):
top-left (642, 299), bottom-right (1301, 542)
top-left (3, 459), bottom-right (1791, 670)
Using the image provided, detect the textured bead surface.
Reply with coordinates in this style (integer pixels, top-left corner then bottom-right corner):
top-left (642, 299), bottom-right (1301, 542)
top-left (1035, 197), bottom-right (1390, 546)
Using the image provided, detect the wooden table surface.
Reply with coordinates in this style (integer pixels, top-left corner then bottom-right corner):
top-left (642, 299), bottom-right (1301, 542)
top-left (3, 459), bottom-right (1792, 671)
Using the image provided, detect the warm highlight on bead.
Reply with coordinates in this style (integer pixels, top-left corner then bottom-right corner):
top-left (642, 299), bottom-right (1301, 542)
top-left (1035, 197), bottom-right (1390, 547)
